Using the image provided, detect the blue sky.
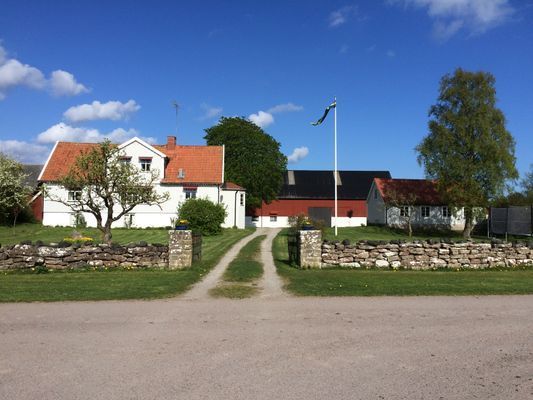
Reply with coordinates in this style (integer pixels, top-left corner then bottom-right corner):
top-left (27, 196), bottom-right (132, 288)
top-left (0, 0), bottom-right (531, 183)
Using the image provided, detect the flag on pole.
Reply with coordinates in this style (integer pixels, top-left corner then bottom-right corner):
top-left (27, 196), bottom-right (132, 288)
top-left (311, 100), bottom-right (336, 126)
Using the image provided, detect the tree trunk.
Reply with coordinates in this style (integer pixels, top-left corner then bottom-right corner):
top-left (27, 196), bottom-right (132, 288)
top-left (408, 219), bottom-right (412, 237)
top-left (102, 220), bottom-right (113, 244)
top-left (462, 207), bottom-right (473, 239)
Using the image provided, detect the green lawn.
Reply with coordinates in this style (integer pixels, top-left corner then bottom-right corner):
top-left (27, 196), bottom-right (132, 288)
top-left (210, 234), bottom-right (266, 299)
top-left (322, 225), bottom-right (473, 243)
top-left (0, 228), bottom-right (254, 302)
top-left (274, 229), bottom-right (533, 296)
top-left (0, 223), bottom-right (174, 245)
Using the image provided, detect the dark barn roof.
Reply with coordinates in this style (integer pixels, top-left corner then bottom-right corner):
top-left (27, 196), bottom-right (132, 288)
top-left (279, 170), bottom-right (392, 200)
top-left (22, 165), bottom-right (44, 188)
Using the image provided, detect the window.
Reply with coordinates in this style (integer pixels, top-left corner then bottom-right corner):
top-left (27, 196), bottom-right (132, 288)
top-left (270, 215), bottom-right (277, 222)
top-left (139, 157), bottom-right (152, 171)
top-left (442, 206), bottom-right (451, 218)
top-left (251, 216), bottom-right (259, 222)
top-left (240, 193), bottom-right (244, 206)
top-left (70, 212), bottom-right (85, 227)
top-left (399, 206), bottom-right (410, 217)
top-left (184, 189), bottom-right (197, 199)
top-left (124, 214), bottom-right (134, 228)
top-left (220, 195), bottom-right (224, 202)
top-left (68, 190), bottom-right (82, 202)
top-left (421, 206), bottom-right (430, 218)
top-left (119, 157), bottom-right (131, 164)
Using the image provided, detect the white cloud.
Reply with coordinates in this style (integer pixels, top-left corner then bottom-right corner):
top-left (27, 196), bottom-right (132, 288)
top-left (328, 5), bottom-right (359, 27)
top-left (287, 147), bottom-right (309, 163)
top-left (389, 0), bottom-right (514, 39)
top-left (199, 103), bottom-right (223, 120)
top-left (248, 111), bottom-right (274, 128)
top-left (37, 123), bottom-right (155, 144)
top-left (0, 44), bottom-right (88, 100)
top-left (0, 59), bottom-right (46, 100)
top-left (267, 102), bottom-right (304, 114)
top-left (64, 100), bottom-right (140, 122)
top-left (0, 140), bottom-right (50, 164)
top-left (49, 70), bottom-right (89, 96)
top-left (248, 102), bottom-right (303, 128)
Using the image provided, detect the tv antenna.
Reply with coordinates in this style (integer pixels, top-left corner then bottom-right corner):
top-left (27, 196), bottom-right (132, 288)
top-left (172, 100), bottom-right (180, 139)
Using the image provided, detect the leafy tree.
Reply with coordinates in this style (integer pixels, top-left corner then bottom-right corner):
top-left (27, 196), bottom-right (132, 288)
top-left (416, 68), bottom-right (518, 238)
top-left (46, 140), bottom-right (169, 244)
top-left (204, 117), bottom-right (287, 209)
top-left (381, 185), bottom-right (418, 237)
top-left (0, 153), bottom-right (30, 227)
top-left (178, 198), bottom-right (226, 235)
top-left (521, 164), bottom-right (533, 198)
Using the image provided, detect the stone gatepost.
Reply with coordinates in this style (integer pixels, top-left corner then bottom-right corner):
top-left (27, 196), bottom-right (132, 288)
top-left (298, 230), bottom-right (322, 268)
top-left (168, 230), bottom-right (193, 269)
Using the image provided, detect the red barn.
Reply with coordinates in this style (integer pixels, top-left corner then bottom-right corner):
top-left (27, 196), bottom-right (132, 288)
top-left (246, 170), bottom-right (391, 227)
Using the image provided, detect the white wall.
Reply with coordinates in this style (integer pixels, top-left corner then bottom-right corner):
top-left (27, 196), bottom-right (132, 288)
top-left (366, 183), bottom-right (387, 225)
top-left (220, 190), bottom-right (246, 229)
top-left (245, 215), bottom-right (367, 228)
top-left (385, 206), bottom-right (466, 231)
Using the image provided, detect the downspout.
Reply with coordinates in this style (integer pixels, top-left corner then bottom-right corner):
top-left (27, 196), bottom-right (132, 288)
top-left (234, 190), bottom-right (238, 228)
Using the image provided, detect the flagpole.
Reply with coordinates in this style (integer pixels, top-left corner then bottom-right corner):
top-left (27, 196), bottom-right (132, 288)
top-left (334, 96), bottom-right (338, 237)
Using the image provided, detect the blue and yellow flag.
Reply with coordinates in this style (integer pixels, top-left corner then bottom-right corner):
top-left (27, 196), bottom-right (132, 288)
top-left (311, 100), bottom-right (336, 126)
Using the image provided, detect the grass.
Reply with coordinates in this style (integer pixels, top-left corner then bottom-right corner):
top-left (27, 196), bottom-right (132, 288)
top-left (210, 234), bottom-right (266, 299)
top-left (0, 228), bottom-right (254, 302)
top-left (274, 229), bottom-right (533, 297)
top-left (0, 223), bottom-right (174, 245)
top-left (223, 235), bottom-right (266, 282)
top-left (322, 225), bottom-right (474, 243)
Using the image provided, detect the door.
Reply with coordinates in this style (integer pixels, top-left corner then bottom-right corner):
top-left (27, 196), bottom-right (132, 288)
top-left (308, 207), bottom-right (332, 227)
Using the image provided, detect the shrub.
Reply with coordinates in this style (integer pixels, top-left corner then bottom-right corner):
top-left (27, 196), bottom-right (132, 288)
top-left (178, 198), bottom-right (227, 235)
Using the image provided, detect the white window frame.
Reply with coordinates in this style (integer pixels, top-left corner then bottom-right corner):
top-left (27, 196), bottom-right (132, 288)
top-left (139, 157), bottom-right (152, 172)
top-left (240, 193), bottom-right (244, 206)
top-left (68, 190), bottom-right (82, 202)
top-left (270, 215), bottom-right (277, 222)
top-left (399, 206), bottom-right (410, 217)
top-left (442, 206), bottom-right (451, 218)
top-left (184, 189), bottom-right (197, 199)
top-left (421, 206), bottom-right (430, 218)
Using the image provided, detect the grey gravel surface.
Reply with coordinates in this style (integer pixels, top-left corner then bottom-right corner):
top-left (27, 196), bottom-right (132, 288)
top-left (1, 295), bottom-right (532, 400)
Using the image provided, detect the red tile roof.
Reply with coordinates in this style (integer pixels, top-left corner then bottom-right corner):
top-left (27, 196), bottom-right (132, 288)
top-left (154, 144), bottom-right (222, 184)
top-left (222, 181), bottom-right (245, 191)
top-left (374, 178), bottom-right (443, 205)
top-left (39, 141), bottom-right (224, 185)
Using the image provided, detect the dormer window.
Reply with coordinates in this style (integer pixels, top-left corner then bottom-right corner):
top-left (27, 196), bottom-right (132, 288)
top-left (139, 157), bottom-right (152, 171)
top-left (178, 168), bottom-right (185, 179)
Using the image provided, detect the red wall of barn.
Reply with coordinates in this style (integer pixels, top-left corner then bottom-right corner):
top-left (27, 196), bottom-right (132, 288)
top-left (30, 194), bottom-right (43, 222)
top-left (253, 199), bottom-right (367, 217)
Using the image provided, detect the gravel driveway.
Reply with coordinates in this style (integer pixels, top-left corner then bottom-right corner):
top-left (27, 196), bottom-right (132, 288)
top-left (1, 295), bottom-right (532, 399)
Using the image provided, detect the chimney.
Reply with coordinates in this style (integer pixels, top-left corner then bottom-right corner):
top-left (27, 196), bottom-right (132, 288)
top-left (167, 135), bottom-right (176, 150)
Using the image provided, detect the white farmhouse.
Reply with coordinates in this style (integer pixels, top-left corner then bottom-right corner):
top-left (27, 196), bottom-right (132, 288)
top-left (38, 136), bottom-right (246, 229)
top-left (367, 178), bottom-right (467, 231)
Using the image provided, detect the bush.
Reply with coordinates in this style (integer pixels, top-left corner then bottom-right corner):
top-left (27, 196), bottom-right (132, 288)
top-left (178, 198), bottom-right (227, 235)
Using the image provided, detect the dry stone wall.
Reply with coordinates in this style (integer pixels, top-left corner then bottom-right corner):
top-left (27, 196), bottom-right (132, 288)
top-left (0, 241), bottom-right (169, 270)
top-left (321, 239), bottom-right (533, 269)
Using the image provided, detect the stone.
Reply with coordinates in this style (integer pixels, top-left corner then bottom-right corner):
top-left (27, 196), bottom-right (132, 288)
top-left (375, 259), bottom-right (389, 268)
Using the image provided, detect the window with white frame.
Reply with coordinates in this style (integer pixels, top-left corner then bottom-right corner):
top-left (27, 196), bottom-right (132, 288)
top-left (421, 206), bottom-right (430, 218)
top-left (139, 157), bottom-right (152, 171)
top-left (270, 215), bottom-right (277, 222)
top-left (68, 190), bottom-right (82, 202)
top-left (252, 216), bottom-right (259, 222)
top-left (399, 206), bottom-right (410, 217)
top-left (240, 193), bottom-right (244, 206)
top-left (119, 157), bottom-right (131, 164)
top-left (442, 206), bottom-right (451, 218)
top-left (184, 188), bottom-right (197, 199)
top-left (124, 214), bottom-right (134, 228)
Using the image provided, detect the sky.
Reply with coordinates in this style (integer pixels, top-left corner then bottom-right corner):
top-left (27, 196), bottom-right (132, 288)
top-left (0, 0), bottom-right (532, 183)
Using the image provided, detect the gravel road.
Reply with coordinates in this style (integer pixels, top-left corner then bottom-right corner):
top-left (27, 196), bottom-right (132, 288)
top-left (1, 295), bottom-right (532, 399)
